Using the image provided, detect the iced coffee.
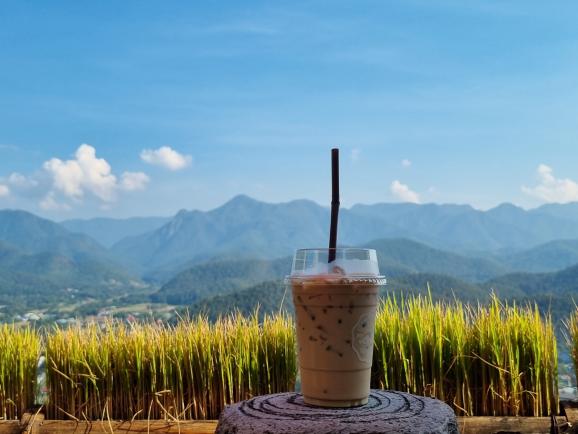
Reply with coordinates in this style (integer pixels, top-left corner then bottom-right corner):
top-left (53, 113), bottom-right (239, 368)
top-left (286, 248), bottom-right (385, 407)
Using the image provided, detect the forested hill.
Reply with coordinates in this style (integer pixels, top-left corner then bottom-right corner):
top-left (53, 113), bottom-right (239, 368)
top-left (109, 196), bottom-right (578, 275)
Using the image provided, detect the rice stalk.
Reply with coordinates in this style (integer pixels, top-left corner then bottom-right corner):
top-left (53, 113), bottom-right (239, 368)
top-left (372, 293), bottom-right (558, 417)
top-left (0, 324), bottom-right (41, 420)
top-left (45, 311), bottom-right (297, 420)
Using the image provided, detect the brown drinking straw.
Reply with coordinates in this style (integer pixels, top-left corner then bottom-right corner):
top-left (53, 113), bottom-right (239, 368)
top-left (328, 148), bottom-right (340, 263)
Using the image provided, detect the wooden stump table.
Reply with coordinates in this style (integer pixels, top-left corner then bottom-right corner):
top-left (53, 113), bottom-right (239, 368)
top-left (216, 389), bottom-right (459, 434)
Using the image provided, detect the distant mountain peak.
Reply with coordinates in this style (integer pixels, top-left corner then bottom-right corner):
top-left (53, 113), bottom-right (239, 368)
top-left (491, 203), bottom-right (523, 211)
top-left (284, 198), bottom-right (323, 207)
top-left (174, 208), bottom-right (189, 218)
top-left (223, 194), bottom-right (260, 206)
top-left (1, 208), bottom-right (44, 219)
top-left (213, 195), bottom-right (264, 214)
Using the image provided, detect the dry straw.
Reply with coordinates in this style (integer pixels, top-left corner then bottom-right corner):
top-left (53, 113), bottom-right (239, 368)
top-left (372, 293), bottom-right (558, 417)
top-left (0, 324), bottom-right (41, 420)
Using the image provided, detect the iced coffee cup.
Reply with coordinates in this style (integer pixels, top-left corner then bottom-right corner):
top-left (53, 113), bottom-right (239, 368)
top-left (286, 248), bottom-right (386, 408)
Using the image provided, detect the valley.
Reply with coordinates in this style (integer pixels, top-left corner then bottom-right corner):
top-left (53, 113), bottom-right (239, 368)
top-left (3, 196), bottom-right (578, 326)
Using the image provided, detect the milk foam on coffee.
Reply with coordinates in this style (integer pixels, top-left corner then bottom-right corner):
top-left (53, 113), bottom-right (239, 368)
top-left (287, 249), bottom-right (385, 408)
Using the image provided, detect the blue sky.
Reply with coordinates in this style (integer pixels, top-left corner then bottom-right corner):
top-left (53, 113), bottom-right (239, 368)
top-left (2, 1), bottom-right (578, 218)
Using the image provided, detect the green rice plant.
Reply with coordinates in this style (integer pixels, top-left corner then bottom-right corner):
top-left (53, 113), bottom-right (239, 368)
top-left (372, 293), bottom-right (558, 417)
top-left (0, 324), bottom-right (41, 420)
top-left (44, 295), bottom-right (557, 420)
top-left (45, 311), bottom-right (296, 420)
top-left (564, 308), bottom-right (578, 400)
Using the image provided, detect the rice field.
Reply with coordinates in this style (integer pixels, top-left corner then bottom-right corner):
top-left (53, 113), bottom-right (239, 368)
top-left (0, 324), bottom-right (41, 420)
top-left (564, 309), bottom-right (578, 396)
top-left (45, 312), bottom-right (296, 420)
top-left (0, 296), bottom-right (562, 421)
top-left (373, 294), bottom-right (559, 417)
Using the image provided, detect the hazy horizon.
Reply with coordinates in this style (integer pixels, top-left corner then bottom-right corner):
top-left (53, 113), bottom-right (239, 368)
top-left (3, 193), bottom-right (573, 223)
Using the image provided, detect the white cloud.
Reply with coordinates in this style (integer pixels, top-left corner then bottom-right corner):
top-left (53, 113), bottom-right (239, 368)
top-left (522, 164), bottom-right (578, 203)
top-left (2, 144), bottom-right (151, 211)
top-left (7, 172), bottom-right (38, 189)
top-left (34, 143), bottom-right (152, 210)
top-left (120, 171), bottom-right (149, 191)
top-left (402, 159), bottom-right (412, 168)
top-left (350, 148), bottom-right (361, 162)
top-left (39, 192), bottom-right (71, 211)
top-left (43, 144), bottom-right (118, 202)
top-left (390, 180), bottom-right (420, 203)
top-left (140, 146), bottom-right (192, 171)
top-left (0, 184), bottom-right (9, 197)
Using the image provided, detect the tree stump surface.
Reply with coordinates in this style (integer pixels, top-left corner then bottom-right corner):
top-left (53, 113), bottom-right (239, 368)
top-left (216, 389), bottom-right (459, 434)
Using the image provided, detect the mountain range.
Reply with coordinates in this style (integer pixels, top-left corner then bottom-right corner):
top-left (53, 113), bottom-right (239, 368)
top-left (151, 257), bottom-right (291, 305)
top-left (153, 237), bottom-right (578, 321)
top-left (0, 210), bottom-right (141, 312)
top-left (5, 196), bottom-right (578, 317)
top-left (109, 196), bottom-right (578, 277)
top-left (176, 256), bottom-right (578, 322)
top-left (61, 216), bottom-right (171, 248)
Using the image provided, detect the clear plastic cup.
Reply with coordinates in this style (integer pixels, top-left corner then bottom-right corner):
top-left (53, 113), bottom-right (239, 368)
top-left (285, 248), bottom-right (386, 407)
